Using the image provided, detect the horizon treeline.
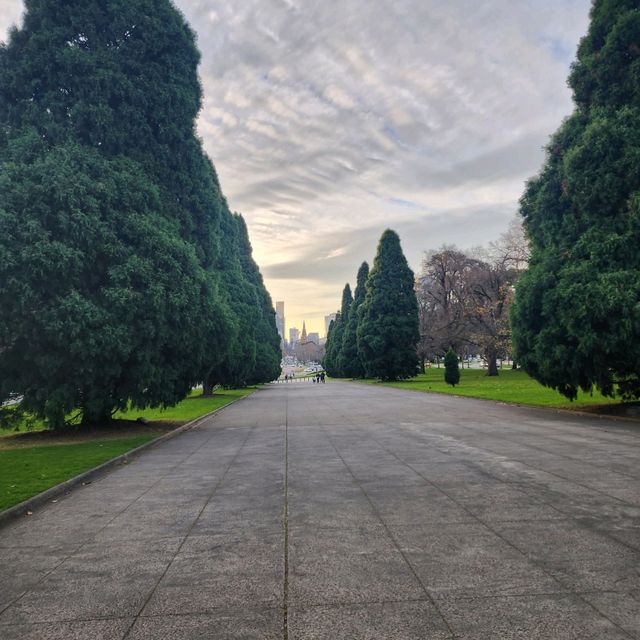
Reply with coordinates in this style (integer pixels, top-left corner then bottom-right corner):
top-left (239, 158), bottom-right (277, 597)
top-left (0, 0), bottom-right (281, 428)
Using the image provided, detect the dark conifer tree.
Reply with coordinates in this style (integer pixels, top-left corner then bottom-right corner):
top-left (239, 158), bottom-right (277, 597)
top-left (234, 215), bottom-right (281, 385)
top-left (358, 230), bottom-right (420, 380)
top-left (202, 208), bottom-right (256, 392)
top-left (340, 262), bottom-right (369, 378)
top-left (444, 347), bottom-right (460, 387)
top-left (0, 1), bottom-right (270, 424)
top-left (322, 315), bottom-right (341, 377)
top-left (511, 0), bottom-right (640, 400)
top-left (331, 284), bottom-right (353, 377)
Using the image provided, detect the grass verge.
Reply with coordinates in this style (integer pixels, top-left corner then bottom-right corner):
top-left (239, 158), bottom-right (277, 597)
top-left (356, 368), bottom-right (622, 410)
top-left (113, 387), bottom-right (255, 423)
top-left (0, 436), bottom-right (156, 511)
top-left (0, 387), bottom-right (256, 512)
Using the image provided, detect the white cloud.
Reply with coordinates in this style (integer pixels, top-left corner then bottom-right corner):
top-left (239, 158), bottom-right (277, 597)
top-left (0, 0), bottom-right (592, 333)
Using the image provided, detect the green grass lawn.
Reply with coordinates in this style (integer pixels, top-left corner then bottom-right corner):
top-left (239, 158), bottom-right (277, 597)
top-left (113, 387), bottom-right (256, 423)
top-left (0, 435), bottom-right (156, 511)
top-left (358, 367), bottom-right (619, 409)
top-left (0, 387), bottom-right (256, 436)
top-left (0, 387), bottom-right (256, 512)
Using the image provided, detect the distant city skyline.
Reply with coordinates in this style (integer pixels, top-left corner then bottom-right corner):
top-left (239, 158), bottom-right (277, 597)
top-left (285, 316), bottom-right (329, 340)
top-left (0, 1), bottom-right (592, 330)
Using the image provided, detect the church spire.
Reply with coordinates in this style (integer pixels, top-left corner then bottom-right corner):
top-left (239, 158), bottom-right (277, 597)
top-left (300, 321), bottom-right (308, 342)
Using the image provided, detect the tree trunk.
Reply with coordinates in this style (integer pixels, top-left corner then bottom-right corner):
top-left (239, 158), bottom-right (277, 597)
top-left (81, 405), bottom-right (113, 427)
top-left (48, 407), bottom-right (67, 431)
top-left (420, 355), bottom-right (426, 374)
top-left (486, 350), bottom-right (499, 377)
top-left (512, 359), bottom-right (518, 370)
top-left (202, 378), bottom-right (215, 397)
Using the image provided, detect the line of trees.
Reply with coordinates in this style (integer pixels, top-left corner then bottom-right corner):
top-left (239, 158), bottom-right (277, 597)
top-left (324, 229), bottom-right (420, 381)
top-left (0, 0), bottom-right (281, 428)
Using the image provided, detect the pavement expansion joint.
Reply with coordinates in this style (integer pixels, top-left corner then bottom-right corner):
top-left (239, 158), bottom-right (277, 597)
top-left (368, 435), bottom-right (638, 640)
top-left (315, 408), bottom-right (458, 638)
top-left (283, 394), bottom-right (290, 640)
top-left (119, 422), bottom-right (259, 640)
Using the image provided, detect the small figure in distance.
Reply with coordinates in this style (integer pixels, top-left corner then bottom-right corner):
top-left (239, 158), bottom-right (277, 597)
top-left (321, 371), bottom-right (325, 383)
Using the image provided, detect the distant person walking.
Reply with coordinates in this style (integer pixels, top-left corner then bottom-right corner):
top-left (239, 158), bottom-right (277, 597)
top-left (321, 372), bottom-right (325, 383)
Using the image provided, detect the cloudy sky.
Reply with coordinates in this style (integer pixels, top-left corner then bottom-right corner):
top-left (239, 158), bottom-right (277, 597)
top-left (1, 0), bottom-right (592, 336)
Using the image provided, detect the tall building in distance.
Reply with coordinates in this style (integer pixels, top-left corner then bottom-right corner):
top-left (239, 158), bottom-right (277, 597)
top-left (289, 327), bottom-right (299, 347)
top-left (324, 313), bottom-right (337, 337)
top-left (275, 301), bottom-right (285, 341)
top-left (307, 332), bottom-right (320, 345)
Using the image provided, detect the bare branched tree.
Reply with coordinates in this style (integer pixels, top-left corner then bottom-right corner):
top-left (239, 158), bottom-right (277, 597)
top-left (415, 217), bottom-right (530, 376)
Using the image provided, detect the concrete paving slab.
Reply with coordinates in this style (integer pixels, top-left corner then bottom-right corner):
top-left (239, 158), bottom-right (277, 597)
top-left (1, 382), bottom-right (639, 638)
top-left (128, 609), bottom-right (282, 639)
top-left (0, 537), bottom-right (181, 624)
top-left (144, 532), bottom-right (283, 613)
top-left (288, 601), bottom-right (452, 639)
top-left (0, 618), bottom-right (132, 640)
top-left (582, 591), bottom-right (640, 639)
top-left (390, 522), bottom-right (565, 598)
top-left (438, 593), bottom-right (632, 639)
top-left (288, 525), bottom-right (425, 606)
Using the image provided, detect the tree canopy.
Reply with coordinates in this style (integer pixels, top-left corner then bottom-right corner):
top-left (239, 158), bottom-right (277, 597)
top-left (0, 0), bottom-right (280, 427)
top-left (511, 0), bottom-right (640, 400)
top-left (358, 230), bottom-right (420, 380)
top-left (340, 262), bottom-right (369, 378)
top-left (323, 284), bottom-right (352, 377)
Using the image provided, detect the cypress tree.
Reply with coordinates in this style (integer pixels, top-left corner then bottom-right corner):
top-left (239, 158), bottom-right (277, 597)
top-left (331, 284), bottom-right (353, 377)
top-left (511, 0), bottom-right (640, 400)
top-left (0, 143), bottom-right (210, 426)
top-left (358, 230), bottom-right (420, 380)
top-left (444, 348), bottom-right (460, 387)
top-left (234, 215), bottom-right (282, 385)
top-left (0, 0), bottom-right (256, 424)
top-left (322, 315), bottom-right (341, 377)
top-left (202, 208), bottom-right (257, 391)
top-left (340, 262), bottom-right (369, 378)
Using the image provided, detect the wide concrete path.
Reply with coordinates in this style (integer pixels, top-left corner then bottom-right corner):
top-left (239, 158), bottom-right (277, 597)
top-left (1, 382), bottom-right (640, 639)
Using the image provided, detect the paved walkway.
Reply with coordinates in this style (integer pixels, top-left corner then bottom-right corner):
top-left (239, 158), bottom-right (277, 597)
top-left (1, 382), bottom-right (639, 639)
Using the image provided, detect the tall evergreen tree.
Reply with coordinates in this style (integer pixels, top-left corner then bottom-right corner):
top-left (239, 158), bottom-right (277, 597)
top-left (511, 0), bottom-right (640, 400)
top-left (331, 283), bottom-right (353, 377)
top-left (322, 314), bottom-right (341, 377)
top-left (0, 0), bottom-right (272, 424)
top-left (234, 215), bottom-right (281, 385)
top-left (202, 208), bottom-right (256, 392)
top-left (340, 262), bottom-right (369, 378)
top-left (0, 143), bottom-right (211, 426)
top-left (358, 230), bottom-right (420, 380)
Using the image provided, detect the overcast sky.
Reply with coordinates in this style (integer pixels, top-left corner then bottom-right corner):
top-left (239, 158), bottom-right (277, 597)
top-left (1, 0), bottom-right (592, 336)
